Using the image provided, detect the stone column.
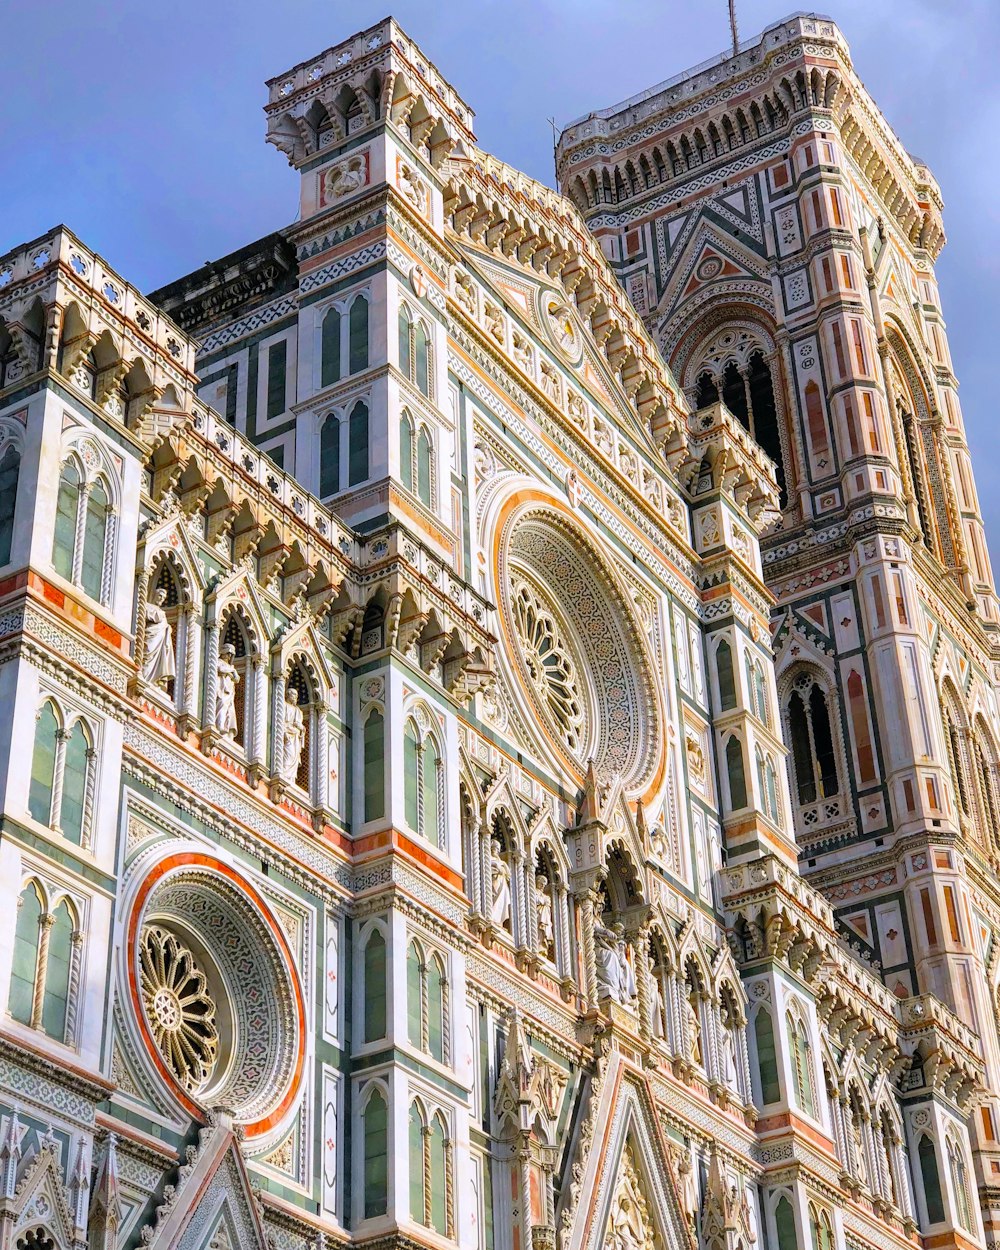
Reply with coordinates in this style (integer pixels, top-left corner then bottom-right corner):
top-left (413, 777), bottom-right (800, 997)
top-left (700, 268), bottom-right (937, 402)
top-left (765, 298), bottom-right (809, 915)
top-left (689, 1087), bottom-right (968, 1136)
top-left (181, 608), bottom-right (201, 726)
top-left (80, 748), bottom-right (98, 851)
top-left (577, 887), bottom-right (599, 1006)
top-left (133, 569), bottom-right (150, 678)
top-left (64, 930), bottom-right (84, 1045)
top-left (30, 913), bottom-right (55, 1029)
top-left (101, 511), bottom-right (118, 605)
top-left (202, 621), bottom-right (219, 746)
top-left (315, 703), bottom-right (330, 810)
top-left (71, 484), bottom-right (90, 585)
top-left (49, 729), bottom-right (69, 830)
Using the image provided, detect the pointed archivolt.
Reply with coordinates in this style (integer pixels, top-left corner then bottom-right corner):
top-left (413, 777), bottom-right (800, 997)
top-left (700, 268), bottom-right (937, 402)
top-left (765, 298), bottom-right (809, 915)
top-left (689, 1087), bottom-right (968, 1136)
top-left (564, 1055), bottom-right (692, 1250)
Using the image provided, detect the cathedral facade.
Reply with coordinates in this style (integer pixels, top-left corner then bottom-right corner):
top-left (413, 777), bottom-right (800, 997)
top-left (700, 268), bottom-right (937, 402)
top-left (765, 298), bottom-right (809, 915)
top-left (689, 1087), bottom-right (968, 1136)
top-left (0, 13), bottom-right (995, 1250)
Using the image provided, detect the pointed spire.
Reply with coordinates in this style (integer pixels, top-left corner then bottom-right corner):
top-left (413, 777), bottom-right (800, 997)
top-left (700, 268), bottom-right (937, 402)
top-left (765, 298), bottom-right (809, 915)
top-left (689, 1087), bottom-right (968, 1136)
top-left (0, 1111), bottom-right (22, 1201)
top-left (70, 1136), bottom-right (90, 1235)
top-left (582, 759), bottom-right (600, 823)
top-left (88, 1132), bottom-right (122, 1250)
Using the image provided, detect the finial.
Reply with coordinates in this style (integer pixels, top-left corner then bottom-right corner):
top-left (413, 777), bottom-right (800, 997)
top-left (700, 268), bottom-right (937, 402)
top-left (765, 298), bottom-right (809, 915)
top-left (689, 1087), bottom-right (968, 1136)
top-left (728, 0), bottom-right (740, 58)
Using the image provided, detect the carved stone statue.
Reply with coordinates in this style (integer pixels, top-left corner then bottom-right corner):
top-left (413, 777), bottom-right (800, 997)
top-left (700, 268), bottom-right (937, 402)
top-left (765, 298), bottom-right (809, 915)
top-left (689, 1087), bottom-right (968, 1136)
top-left (215, 643), bottom-right (239, 736)
top-left (596, 923), bottom-right (624, 1003)
top-left (491, 855), bottom-right (512, 932)
top-left (720, 1026), bottom-right (738, 1089)
top-left (281, 688), bottom-right (306, 782)
top-left (620, 937), bottom-right (638, 1005)
top-left (536, 873), bottom-right (555, 960)
top-left (142, 587), bottom-right (176, 688)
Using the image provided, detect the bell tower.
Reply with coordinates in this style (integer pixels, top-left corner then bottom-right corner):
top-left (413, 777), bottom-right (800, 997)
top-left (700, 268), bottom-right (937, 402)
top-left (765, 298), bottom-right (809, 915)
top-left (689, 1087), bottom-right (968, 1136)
top-left (558, 10), bottom-right (1000, 1188)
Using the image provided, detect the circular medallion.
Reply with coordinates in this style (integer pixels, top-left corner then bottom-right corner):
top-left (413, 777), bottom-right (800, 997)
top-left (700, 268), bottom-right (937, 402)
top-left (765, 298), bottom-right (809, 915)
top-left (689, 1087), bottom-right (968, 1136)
top-left (543, 293), bottom-right (583, 365)
top-left (696, 256), bottom-right (723, 281)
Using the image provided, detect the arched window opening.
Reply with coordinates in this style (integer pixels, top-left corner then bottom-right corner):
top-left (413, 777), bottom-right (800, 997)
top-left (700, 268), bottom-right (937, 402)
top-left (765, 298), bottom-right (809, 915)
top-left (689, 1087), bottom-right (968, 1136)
top-left (414, 322), bottom-right (430, 397)
top-left (722, 362), bottom-right (749, 429)
top-left (428, 954), bottom-right (446, 1063)
top-left (809, 1205), bottom-right (833, 1250)
top-left (748, 351), bottom-right (786, 506)
top-left (918, 1135), bottom-right (945, 1225)
top-left (949, 1138), bottom-right (973, 1233)
top-left (408, 1103), bottom-right (425, 1222)
top-left (321, 307), bottom-right (341, 388)
top-left (726, 736), bottom-right (747, 810)
top-left (52, 461), bottom-right (81, 584)
top-left (416, 427), bottom-right (433, 508)
top-left (398, 307), bottom-right (412, 378)
top-left (406, 938), bottom-right (423, 1048)
top-left (349, 297), bottom-right (369, 375)
top-left (715, 639), bottom-right (736, 710)
top-left (60, 721), bottom-right (91, 846)
top-left (403, 717), bottom-right (444, 847)
top-left (786, 677), bottom-right (840, 807)
top-left (400, 413), bottom-right (414, 493)
top-left (363, 927), bottom-right (387, 1043)
top-left (775, 1196), bottom-right (798, 1250)
top-left (348, 400), bottom-right (369, 486)
top-left (695, 371), bottom-right (719, 409)
top-left (428, 1114), bottom-right (448, 1234)
top-left (942, 698), bottom-right (970, 819)
top-left (787, 1012), bottom-right (815, 1116)
top-left (81, 479), bottom-right (109, 601)
top-left (362, 1087), bottom-right (388, 1219)
top-left (0, 444), bottom-right (20, 565)
top-left (901, 403), bottom-right (935, 552)
top-left (363, 709), bottom-right (385, 822)
top-left (29, 702), bottom-right (58, 827)
top-left (9, 883), bottom-right (43, 1026)
top-left (976, 729), bottom-right (1000, 842)
top-left (320, 413), bottom-right (340, 498)
top-left (42, 900), bottom-right (74, 1040)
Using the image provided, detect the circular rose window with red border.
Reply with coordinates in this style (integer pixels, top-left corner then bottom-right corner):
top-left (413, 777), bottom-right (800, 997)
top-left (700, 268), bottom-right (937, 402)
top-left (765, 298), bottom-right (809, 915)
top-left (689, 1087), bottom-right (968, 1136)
top-left (126, 853), bottom-right (306, 1137)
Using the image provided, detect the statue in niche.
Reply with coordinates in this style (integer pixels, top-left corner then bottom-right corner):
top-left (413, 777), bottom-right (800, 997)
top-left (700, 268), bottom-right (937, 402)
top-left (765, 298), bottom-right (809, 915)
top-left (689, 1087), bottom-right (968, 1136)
top-left (621, 938), bottom-right (638, 1005)
top-left (281, 687), bottom-right (306, 782)
top-left (215, 643), bottom-right (240, 736)
top-left (605, 1145), bottom-right (655, 1250)
top-left (536, 873), bottom-right (555, 961)
top-left (649, 959), bottom-right (665, 1039)
top-left (596, 923), bottom-right (637, 1006)
top-left (143, 587), bottom-right (176, 689)
top-left (491, 853), bottom-right (512, 932)
top-left (720, 1025), bottom-right (738, 1090)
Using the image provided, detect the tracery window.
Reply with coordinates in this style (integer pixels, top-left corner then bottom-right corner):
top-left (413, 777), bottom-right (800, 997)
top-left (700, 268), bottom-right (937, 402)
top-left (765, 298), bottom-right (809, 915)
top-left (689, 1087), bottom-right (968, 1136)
top-left (785, 674), bottom-right (840, 807)
top-left (362, 925), bottom-right (387, 1043)
top-left (399, 411), bottom-right (436, 509)
top-left (511, 579), bottom-right (584, 752)
top-left (746, 654), bottom-right (769, 725)
top-left (917, 1135), bottom-right (945, 1225)
top-left (139, 923), bottom-right (219, 1092)
top-left (53, 456), bottom-right (114, 603)
top-left (399, 305), bottom-right (432, 398)
top-left (948, 1136), bottom-right (973, 1233)
top-left (753, 1008), bottom-right (781, 1104)
top-left (28, 700), bottom-right (96, 847)
top-left (361, 1085), bottom-right (389, 1219)
top-left (403, 717), bottom-right (444, 847)
top-left (808, 1204), bottom-right (834, 1250)
top-left (695, 344), bottom-right (787, 506)
top-left (787, 1009), bottom-right (816, 1116)
top-left (9, 881), bottom-right (81, 1045)
top-left (408, 1102), bottom-right (451, 1236)
top-left (406, 938), bottom-right (448, 1063)
top-left (0, 443), bottom-right (20, 565)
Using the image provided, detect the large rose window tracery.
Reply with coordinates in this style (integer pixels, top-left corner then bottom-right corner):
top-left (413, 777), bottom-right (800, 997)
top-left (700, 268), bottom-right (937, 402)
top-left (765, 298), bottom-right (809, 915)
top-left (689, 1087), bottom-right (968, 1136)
top-left (512, 579), bottom-right (585, 752)
top-left (497, 505), bottom-right (660, 791)
top-left (140, 924), bottom-right (219, 1092)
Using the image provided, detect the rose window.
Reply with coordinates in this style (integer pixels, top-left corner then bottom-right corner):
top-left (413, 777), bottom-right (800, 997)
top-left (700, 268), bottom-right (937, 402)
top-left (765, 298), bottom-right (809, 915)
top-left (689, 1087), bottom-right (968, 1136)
top-left (497, 505), bottom-right (660, 790)
top-left (512, 580), bottom-right (584, 751)
top-left (140, 924), bottom-right (219, 1092)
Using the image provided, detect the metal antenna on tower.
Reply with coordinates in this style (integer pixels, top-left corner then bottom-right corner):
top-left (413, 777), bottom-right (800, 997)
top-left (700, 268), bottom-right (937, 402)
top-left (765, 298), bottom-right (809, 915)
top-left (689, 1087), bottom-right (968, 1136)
top-left (728, 0), bottom-right (740, 57)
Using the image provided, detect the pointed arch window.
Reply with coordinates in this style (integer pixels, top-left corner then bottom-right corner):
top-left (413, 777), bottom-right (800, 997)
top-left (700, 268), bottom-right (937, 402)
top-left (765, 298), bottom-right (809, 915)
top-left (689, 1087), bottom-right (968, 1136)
top-left (809, 1205), bottom-right (834, 1250)
top-left (400, 413), bottom-right (414, 493)
top-left (0, 443), bottom-right (20, 566)
top-left (775, 1196), bottom-right (798, 1250)
top-left (29, 703), bottom-right (96, 848)
top-left (403, 717), bottom-right (444, 847)
top-left (348, 400), bottom-right (369, 486)
top-left (948, 1137), bottom-right (973, 1233)
top-left (715, 638), bottom-right (736, 711)
top-left (406, 937), bottom-right (448, 1063)
top-left (787, 1012), bottom-right (816, 1116)
top-left (399, 306), bottom-right (433, 399)
top-left (408, 1103), bottom-right (450, 1235)
top-left (53, 459), bottom-right (113, 604)
top-left (363, 708), bottom-right (385, 822)
top-left (8, 883), bottom-right (81, 1045)
top-left (362, 1086), bottom-right (388, 1219)
top-left (416, 427), bottom-right (433, 507)
top-left (786, 677), bottom-right (840, 806)
top-left (918, 1135), bottom-right (945, 1225)
top-left (754, 1008), bottom-right (781, 1104)
top-left (726, 735), bottom-right (747, 810)
top-left (321, 307), bottom-right (342, 388)
top-left (349, 296), bottom-right (369, 375)
top-left (363, 927), bottom-right (387, 1043)
top-left (320, 413), bottom-right (340, 497)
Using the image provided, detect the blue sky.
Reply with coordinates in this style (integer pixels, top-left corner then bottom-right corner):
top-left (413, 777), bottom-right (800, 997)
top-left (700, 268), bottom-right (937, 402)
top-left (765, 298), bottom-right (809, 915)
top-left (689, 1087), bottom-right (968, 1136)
top-left (6, 1), bottom-right (1000, 551)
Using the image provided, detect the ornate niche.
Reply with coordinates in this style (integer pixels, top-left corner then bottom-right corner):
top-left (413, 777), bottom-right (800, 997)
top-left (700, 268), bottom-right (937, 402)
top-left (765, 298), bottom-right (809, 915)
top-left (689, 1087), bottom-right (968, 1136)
top-left (127, 856), bottom-right (305, 1136)
top-left (495, 503), bottom-right (660, 792)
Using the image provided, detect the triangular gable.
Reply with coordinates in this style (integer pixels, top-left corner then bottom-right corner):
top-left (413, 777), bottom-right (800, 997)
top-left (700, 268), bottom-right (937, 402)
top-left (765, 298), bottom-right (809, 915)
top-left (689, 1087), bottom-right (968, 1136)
top-left (205, 566), bottom-right (271, 645)
top-left (270, 616), bottom-right (337, 692)
top-left (139, 514), bottom-right (209, 595)
top-left (653, 217), bottom-right (770, 328)
top-left (566, 1055), bottom-right (692, 1250)
top-left (140, 1116), bottom-right (268, 1250)
top-left (7, 1140), bottom-right (78, 1250)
